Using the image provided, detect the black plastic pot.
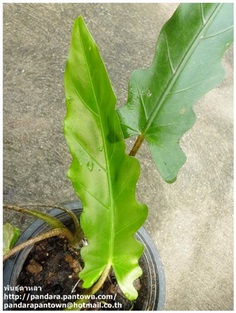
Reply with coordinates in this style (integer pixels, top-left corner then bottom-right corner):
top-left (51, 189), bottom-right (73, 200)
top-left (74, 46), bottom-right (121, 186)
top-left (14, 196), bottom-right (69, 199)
top-left (3, 201), bottom-right (165, 310)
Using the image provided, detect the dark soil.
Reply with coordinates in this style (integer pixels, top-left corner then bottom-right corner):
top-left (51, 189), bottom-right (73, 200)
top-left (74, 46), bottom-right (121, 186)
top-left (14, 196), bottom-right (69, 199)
top-left (16, 236), bottom-right (149, 310)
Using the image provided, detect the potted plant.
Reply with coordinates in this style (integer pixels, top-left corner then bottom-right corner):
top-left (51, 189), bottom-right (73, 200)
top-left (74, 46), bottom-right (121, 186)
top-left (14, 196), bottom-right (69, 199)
top-left (3, 3), bottom-right (233, 310)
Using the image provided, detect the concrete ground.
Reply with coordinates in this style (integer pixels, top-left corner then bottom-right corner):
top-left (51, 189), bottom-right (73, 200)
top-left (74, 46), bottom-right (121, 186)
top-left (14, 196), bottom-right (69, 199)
top-left (3, 3), bottom-right (233, 310)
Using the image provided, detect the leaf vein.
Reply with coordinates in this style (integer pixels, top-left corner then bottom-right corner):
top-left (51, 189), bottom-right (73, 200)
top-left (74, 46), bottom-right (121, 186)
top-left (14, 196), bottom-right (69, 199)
top-left (113, 173), bottom-right (133, 202)
top-left (202, 25), bottom-right (233, 40)
top-left (200, 3), bottom-right (206, 25)
top-left (169, 80), bottom-right (205, 95)
top-left (67, 73), bottom-right (99, 118)
top-left (165, 32), bottom-right (175, 74)
top-left (169, 75), bottom-right (219, 95)
top-left (69, 131), bottom-right (106, 172)
top-left (114, 218), bottom-right (144, 236)
top-left (73, 180), bottom-right (109, 210)
top-left (136, 83), bottom-right (148, 120)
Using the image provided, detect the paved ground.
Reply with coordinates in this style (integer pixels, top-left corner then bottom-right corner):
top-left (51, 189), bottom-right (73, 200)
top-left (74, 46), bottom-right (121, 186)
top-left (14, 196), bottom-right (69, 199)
top-left (3, 3), bottom-right (233, 310)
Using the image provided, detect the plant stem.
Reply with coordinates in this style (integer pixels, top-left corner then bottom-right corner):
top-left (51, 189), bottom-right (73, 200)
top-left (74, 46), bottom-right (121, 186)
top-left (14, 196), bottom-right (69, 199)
top-left (3, 203), bottom-right (84, 245)
top-left (129, 135), bottom-right (145, 156)
top-left (3, 228), bottom-right (73, 262)
top-left (3, 204), bottom-right (66, 229)
top-left (65, 264), bottom-right (112, 311)
top-left (87, 264), bottom-right (112, 295)
top-left (55, 206), bottom-right (84, 242)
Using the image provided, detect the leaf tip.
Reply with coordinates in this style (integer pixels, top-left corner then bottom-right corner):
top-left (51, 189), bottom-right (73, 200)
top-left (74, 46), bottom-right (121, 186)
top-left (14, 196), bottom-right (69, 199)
top-left (165, 176), bottom-right (177, 184)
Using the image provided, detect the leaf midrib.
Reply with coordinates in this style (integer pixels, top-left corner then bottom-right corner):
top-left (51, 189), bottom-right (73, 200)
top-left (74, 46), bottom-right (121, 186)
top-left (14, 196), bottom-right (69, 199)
top-left (142, 3), bottom-right (222, 135)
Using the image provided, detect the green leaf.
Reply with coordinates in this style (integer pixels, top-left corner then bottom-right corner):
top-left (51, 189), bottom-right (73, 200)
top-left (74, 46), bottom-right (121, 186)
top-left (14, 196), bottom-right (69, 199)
top-left (5, 205), bottom-right (67, 230)
top-left (118, 3), bottom-right (233, 183)
top-left (3, 223), bottom-right (20, 254)
top-left (64, 16), bottom-right (147, 300)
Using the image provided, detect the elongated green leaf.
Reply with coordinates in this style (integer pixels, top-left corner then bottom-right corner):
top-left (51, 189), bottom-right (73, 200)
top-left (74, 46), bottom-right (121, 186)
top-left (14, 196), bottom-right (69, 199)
top-left (64, 16), bottom-right (147, 300)
top-left (118, 3), bottom-right (233, 183)
top-left (5, 205), bottom-right (67, 230)
top-left (3, 223), bottom-right (20, 254)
